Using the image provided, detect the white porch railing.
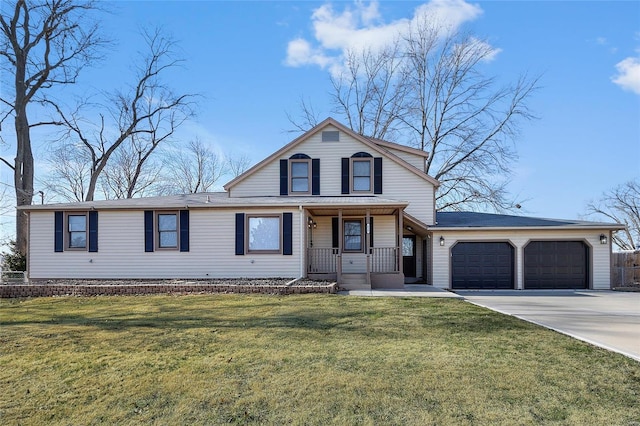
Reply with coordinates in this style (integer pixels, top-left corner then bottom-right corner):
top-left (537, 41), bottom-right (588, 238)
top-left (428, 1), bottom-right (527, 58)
top-left (370, 247), bottom-right (399, 273)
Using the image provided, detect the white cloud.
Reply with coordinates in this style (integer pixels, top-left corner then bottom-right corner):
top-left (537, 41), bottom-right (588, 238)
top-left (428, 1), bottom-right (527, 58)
top-left (285, 0), bottom-right (489, 74)
top-left (612, 56), bottom-right (640, 95)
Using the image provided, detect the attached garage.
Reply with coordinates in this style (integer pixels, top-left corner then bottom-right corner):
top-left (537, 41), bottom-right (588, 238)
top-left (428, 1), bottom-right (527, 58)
top-left (524, 241), bottom-right (589, 289)
top-left (451, 242), bottom-right (515, 289)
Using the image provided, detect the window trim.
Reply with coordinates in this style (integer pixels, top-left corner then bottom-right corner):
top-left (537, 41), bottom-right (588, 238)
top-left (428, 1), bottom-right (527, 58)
top-left (246, 214), bottom-right (282, 254)
top-left (350, 158), bottom-right (373, 193)
top-left (289, 159), bottom-right (311, 194)
top-left (65, 212), bottom-right (88, 251)
top-left (343, 218), bottom-right (365, 253)
top-left (155, 211), bottom-right (179, 250)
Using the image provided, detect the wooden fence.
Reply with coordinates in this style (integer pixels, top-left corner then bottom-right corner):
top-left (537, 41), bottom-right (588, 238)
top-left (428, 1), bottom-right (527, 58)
top-left (612, 251), bottom-right (640, 286)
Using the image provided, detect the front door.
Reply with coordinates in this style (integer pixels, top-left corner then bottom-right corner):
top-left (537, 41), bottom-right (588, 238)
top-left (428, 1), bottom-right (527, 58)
top-left (403, 235), bottom-right (416, 278)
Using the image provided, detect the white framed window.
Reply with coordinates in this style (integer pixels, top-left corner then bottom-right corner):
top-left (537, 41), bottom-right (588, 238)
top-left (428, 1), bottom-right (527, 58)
top-left (248, 215), bottom-right (281, 253)
top-left (344, 219), bottom-right (363, 252)
top-left (352, 159), bottom-right (372, 192)
top-left (290, 159), bottom-right (310, 193)
top-left (67, 213), bottom-right (87, 249)
top-left (157, 212), bottom-right (178, 249)
top-left (322, 130), bottom-right (339, 142)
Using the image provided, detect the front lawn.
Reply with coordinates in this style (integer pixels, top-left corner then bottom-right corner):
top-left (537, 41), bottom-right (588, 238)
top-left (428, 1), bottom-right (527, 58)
top-left (1, 295), bottom-right (638, 425)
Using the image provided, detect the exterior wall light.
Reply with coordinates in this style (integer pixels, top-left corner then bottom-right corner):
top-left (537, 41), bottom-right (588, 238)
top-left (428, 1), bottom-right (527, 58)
top-left (439, 236), bottom-right (445, 246)
top-left (599, 234), bottom-right (608, 245)
top-left (307, 217), bottom-right (317, 229)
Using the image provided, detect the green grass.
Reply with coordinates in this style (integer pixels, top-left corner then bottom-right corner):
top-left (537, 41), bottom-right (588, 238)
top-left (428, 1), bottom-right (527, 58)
top-left (1, 295), bottom-right (639, 425)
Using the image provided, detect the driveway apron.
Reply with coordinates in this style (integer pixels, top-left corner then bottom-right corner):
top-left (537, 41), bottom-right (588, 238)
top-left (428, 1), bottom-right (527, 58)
top-left (457, 290), bottom-right (640, 362)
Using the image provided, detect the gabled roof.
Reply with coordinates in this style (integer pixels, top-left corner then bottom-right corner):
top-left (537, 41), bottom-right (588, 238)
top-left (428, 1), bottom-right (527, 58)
top-left (433, 211), bottom-right (625, 230)
top-left (223, 117), bottom-right (439, 190)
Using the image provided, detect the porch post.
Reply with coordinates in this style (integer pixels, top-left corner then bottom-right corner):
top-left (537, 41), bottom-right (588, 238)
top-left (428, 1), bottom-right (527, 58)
top-left (337, 209), bottom-right (343, 284)
top-left (398, 208), bottom-right (404, 277)
top-left (365, 209), bottom-right (371, 285)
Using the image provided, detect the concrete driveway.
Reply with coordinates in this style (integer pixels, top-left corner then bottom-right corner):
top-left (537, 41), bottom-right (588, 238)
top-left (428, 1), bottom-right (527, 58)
top-left (456, 290), bottom-right (640, 362)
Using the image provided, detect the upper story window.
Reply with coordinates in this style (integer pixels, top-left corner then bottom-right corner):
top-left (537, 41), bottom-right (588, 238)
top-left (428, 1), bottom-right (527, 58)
top-left (342, 152), bottom-right (382, 195)
top-left (67, 213), bottom-right (87, 249)
top-left (352, 159), bottom-right (372, 192)
top-left (157, 212), bottom-right (178, 249)
top-left (290, 159), bottom-right (310, 193)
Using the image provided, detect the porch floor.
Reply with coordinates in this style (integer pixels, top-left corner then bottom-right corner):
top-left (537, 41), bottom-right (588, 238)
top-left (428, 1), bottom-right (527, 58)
top-left (338, 284), bottom-right (462, 298)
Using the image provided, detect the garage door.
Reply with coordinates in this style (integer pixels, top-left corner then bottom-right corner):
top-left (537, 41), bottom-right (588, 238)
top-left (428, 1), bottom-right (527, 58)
top-left (524, 241), bottom-right (588, 289)
top-left (451, 242), bottom-right (514, 289)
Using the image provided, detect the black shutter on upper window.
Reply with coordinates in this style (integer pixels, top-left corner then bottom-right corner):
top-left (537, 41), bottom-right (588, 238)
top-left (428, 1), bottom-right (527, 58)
top-left (144, 210), bottom-right (154, 252)
top-left (235, 213), bottom-right (245, 255)
top-left (54, 211), bottom-right (64, 252)
top-left (341, 158), bottom-right (349, 194)
top-left (179, 210), bottom-right (189, 252)
top-left (88, 211), bottom-right (98, 252)
top-left (283, 212), bottom-right (293, 255)
top-left (374, 157), bottom-right (382, 194)
top-left (312, 159), bottom-right (320, 195)
top-left (332, 217), bottom-right (339, 248)
top-left (280, 159), bottom-right (288, 195)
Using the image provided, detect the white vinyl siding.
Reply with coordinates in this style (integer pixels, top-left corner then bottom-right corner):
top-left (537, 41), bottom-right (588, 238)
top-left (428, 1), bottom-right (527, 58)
top-left (29, 209), bottom-right (301, 279)
top-left (431, 229), bottom-right (612, 290)
top-left (229, 125), bottom-right (436, 225)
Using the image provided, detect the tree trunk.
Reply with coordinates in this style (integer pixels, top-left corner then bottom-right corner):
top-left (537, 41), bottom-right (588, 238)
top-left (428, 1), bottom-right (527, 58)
top-left (14, 105), bottom-right (34, 256)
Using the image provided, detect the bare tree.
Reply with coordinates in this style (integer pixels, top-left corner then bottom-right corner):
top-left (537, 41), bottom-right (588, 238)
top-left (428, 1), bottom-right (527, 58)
top-left (163, 138), bottom-right (225, 194)
top-left (226, 153), bottom-right (252, 179)
top-left (0, 0), bottom-right (105, 254)
top-left (42, 142), bottom-right (91, 202)
top-left (99, 133), bottom-right (165, 199)
top-left (291, 19), bottom-right (538, 212)
top-left (586, 179), bottom-right (639, 251)
top-left (50, 28), bottom-right (194, 201)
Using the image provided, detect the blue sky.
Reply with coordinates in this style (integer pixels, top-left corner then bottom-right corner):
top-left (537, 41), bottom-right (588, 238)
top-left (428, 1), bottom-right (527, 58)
top-left (1, 0), bottom-right (639, 240)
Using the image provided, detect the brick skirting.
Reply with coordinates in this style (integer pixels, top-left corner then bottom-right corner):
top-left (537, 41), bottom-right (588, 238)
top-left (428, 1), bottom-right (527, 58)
top-left (0, 283), bottom-right (337, 298)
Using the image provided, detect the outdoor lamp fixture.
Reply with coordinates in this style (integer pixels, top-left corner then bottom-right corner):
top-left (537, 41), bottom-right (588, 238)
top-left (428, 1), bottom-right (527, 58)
top-left (307, 217), bottom-right (317, 229)
top-left (600, 234), bottom-right (608, 245)
top-left (439, 236), bottom-right (445, 246)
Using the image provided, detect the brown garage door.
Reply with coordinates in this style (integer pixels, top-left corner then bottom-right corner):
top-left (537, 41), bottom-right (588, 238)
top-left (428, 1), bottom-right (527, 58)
top-left (451, 242), bottom-right (515, 289)
top-left (524, 241), bottom-right (588, 289)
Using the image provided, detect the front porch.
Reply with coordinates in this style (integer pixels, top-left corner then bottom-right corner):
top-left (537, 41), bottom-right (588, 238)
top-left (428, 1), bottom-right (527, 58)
top-left (303, 202), bottom-right (430, 290)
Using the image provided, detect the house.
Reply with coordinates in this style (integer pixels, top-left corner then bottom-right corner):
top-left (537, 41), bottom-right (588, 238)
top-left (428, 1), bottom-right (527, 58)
top-left (21, 118), bottom-right (624, 290)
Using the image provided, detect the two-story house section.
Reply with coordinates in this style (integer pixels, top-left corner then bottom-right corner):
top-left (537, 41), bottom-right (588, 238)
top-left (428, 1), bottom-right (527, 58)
top-left (21, 118), bottom-right (624, 290)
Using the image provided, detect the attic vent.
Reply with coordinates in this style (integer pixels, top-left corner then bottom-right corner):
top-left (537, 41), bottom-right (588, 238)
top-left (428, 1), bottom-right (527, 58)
top-left (322, 131), bottom-right (339, 142)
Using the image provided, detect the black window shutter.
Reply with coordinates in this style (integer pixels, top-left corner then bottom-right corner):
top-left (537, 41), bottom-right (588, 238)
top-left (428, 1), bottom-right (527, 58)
top-left (144, 210), bottom-right (154, 252)
top-left (341, 158), bottom-right (349, 194)
top-left (283, 212), bottom-right (293, 255)
top-left (280, 159), bottom-right (288, 195)
top-left (180, 210), bottom-right (190, 252)
top-left (332, 217), bottom-right (339, 248)
top-left (374, 157), bottom-right (383, 194)
top-left (88, 211), bottom-right (98, 252)
top-left (312, 158), bottom-right (320, 195)
top-left (369, 216), bottom-right (374, 249)
top-left (54, 211), bottom-right (64, 252)
top-left (235, 213), bottom-right (245, 255)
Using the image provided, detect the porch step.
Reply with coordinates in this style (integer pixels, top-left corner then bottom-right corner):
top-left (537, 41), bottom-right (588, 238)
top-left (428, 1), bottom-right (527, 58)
top-left (340, 273), bottom-right (371, 290)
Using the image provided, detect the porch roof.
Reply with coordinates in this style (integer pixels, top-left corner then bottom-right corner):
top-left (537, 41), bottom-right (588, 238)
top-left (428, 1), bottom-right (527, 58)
top-left (20, 192), bottom-right (409, 213)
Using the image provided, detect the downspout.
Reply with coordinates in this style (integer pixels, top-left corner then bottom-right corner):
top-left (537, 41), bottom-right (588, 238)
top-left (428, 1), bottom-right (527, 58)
top-left (299, 205), bottom-right (305, 279)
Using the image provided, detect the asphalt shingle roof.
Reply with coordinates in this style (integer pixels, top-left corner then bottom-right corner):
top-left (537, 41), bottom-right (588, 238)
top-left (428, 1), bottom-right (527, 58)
top-left (434, 211), bottom-right (622, 229)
